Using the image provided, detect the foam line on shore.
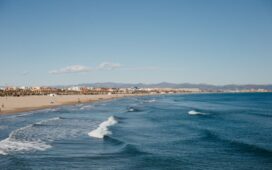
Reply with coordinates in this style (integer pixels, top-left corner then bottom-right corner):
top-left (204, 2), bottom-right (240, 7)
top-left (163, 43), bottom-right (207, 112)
top-left (0, 94), bottom-right (149, 115)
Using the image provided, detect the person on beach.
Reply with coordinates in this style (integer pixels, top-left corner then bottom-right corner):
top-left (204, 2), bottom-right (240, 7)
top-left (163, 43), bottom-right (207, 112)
top-left (0, 103), bottom-right (3, 113)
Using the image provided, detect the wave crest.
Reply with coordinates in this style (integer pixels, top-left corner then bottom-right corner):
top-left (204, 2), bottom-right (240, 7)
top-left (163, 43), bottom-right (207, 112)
top-left (188, 110), bottom-right (205, 115)
top-left (127, 107), bottom-right (142, 112)
top-left (80, 105), bottom-right (93, 110)
top-left (146, 99), bottom-right (156, 103)
top-left (88, 116), bottom-right (118, 139)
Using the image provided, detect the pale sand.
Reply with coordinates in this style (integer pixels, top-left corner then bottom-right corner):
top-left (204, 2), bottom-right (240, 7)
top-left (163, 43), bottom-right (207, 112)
top-left (0, 94), bottom-right (143, 114)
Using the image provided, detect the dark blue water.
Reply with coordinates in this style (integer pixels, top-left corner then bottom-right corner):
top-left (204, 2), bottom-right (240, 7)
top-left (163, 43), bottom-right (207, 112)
top-left (1, 93), bottom-right (272, 169)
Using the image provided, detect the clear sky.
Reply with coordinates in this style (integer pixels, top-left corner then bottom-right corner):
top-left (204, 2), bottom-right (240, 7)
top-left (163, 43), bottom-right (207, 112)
top-left (0, 0), bottom-right (271, 86)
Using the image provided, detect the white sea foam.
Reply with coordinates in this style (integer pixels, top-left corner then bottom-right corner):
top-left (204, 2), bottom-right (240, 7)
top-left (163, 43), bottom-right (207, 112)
top-left (188, 110), bottom-right (204, 115)
top-left (0, 117), bottom-right (64, 155)
top-left (0, 138), bottom-right (51, 155)
top-left (16, 108), bottom-right (57, 118)
top-left (0, 150), bottom-right (6, 155)
top-left (88, 116), bottom-right (118, 139)
top-left (34, 117), bottom-right (61, 125)
top-left (144, 99), bottom-right (156, 103)
top-left (128, 108), bottom-right (135, 112)
top-left (148, 99), bottom-right (156, 103)
top-left (48, 108), bottom-right (58, 112)
top-left (80, 105), bottom-right (93, 110)
top-left (12, 108), bottom-right (60, 119)
top-left (0, 124), bottom-right (51, 155)
top-left (16, 112), bottom-right (35, 117)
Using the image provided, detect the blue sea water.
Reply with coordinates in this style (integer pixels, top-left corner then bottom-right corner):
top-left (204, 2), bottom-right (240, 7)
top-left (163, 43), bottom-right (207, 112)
top-left (0, 93), bottom-right (272, 169)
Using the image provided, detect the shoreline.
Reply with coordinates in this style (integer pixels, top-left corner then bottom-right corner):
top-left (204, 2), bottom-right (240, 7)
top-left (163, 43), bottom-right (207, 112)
top-left (0, 94), bottom-right (149, 115)
top-left (1, 92), bottom-right (270, 115)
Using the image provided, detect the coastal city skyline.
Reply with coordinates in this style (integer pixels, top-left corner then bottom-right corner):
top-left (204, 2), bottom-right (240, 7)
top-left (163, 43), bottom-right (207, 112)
top-left (1, 0), bottom-right (272, 86)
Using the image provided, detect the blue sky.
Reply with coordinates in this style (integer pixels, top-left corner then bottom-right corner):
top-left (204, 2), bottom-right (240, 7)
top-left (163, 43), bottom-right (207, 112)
top-left (0, 0), bottom-right (271, 86)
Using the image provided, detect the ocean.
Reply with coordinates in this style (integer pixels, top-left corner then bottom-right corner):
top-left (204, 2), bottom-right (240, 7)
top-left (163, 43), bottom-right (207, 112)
top-left (0, 93), bottom-right (272, 169)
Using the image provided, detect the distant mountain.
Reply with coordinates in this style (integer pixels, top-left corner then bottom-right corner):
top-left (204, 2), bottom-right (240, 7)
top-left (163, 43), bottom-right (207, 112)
top-left (76, 82), bottom-right (272, 90)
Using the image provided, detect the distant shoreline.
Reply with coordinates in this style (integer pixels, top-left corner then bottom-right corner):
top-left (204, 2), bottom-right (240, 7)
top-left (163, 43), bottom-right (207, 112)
top-left (0, 94), bottom-right (152, 115)
top-left (1, 92), bottom-right (271, 115)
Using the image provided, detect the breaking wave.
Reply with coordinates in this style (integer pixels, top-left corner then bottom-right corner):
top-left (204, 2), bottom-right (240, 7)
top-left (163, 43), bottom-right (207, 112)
top-left (80, 105), bottom-right (93, 110)
top-left (0, 138), bottom-right (51, 155)
top-left (33, 117), bottom-right (62, 126)
top-left (146, 99), bottom-right (156, 103)
top-left (88, 116), bottom-right (118, 139)
top-left (0, 117), bottom-right (63, 155)
top-left (127, 107), bottom-right (141, 112)
top-left (0, 125), bottom-right (51, 155)
top-left (188, 110), bottom-right (205, 115)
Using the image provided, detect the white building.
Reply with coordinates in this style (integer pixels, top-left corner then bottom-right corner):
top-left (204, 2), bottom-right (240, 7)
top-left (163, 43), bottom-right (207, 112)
top-left (68, 86), bottom-right (81, 91)
top-left (19, 86), bottom-right (27, 90)
top-left (48, 93), bottom-right (57, 97)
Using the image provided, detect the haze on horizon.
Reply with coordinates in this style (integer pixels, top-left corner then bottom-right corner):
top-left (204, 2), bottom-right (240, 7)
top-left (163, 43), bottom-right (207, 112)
top-left (0, 0), bottom-right (271, 86)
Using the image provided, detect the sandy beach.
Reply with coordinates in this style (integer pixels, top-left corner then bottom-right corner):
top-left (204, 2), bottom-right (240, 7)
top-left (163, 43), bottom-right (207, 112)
top-left (0, 94), bottom-right (141, 114)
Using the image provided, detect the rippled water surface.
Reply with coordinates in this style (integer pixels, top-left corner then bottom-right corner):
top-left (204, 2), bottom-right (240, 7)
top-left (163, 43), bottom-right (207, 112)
top-left (1, 93), bottom-right (272, 169)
